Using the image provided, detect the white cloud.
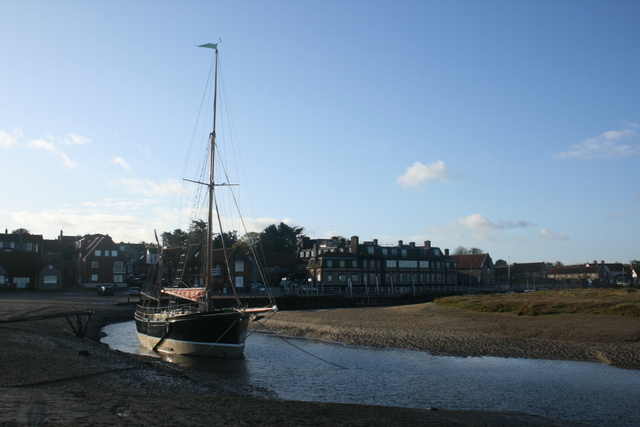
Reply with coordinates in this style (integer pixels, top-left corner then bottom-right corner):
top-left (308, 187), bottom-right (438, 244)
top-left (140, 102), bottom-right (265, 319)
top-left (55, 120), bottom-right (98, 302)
top-left (114, 178), bottom-right (183, 197)
top-left (431, 213), bottom-right (534, 241)
top-left (61, 133), bottom-right (91, 146)
top-left (539, 228), bottom-right (569, 241)
top-left (59, 152), bottom-right (79, 169)
top-left (554, 126), bottom-right (639, 160)
top-left (458, 213), bottom-right (500, 231)
top-left (396, 160), bottom-right (451, 188)
top-left (112, 156), bottom-right (131, 170)
top-left (0, 129), bottom-right (22, 148)
top-left (8, 209), bottom-right (157, 243)
top-left (28, 136), bottom-right (80, 169)
top-left (28, 138), bottom-right (56, 152)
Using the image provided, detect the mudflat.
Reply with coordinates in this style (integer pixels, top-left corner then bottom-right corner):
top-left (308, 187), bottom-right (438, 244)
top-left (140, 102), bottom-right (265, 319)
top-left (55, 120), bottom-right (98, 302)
top-left (262, 302), bottom-right (640, 370)
top-left (3, 294), bottom-right (631, 426)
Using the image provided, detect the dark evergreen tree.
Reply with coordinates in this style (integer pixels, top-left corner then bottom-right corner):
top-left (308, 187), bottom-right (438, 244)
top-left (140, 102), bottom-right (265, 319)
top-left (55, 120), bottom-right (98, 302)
top-left (259, 222), bottom-right (305, 253)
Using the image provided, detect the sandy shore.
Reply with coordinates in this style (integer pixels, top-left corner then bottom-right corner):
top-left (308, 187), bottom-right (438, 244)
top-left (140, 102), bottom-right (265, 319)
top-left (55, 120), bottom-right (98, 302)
top-left (3, 296), bottom-right (631, 426)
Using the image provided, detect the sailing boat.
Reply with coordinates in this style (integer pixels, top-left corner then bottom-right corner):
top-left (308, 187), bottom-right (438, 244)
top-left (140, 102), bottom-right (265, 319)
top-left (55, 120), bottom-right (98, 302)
top-left (134, 43), bottom-right (277, 359)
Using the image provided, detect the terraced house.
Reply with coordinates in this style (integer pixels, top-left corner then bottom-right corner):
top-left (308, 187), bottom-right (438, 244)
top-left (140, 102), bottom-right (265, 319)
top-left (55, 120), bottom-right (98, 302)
top-left (302, 236), bottom-right (457, 291)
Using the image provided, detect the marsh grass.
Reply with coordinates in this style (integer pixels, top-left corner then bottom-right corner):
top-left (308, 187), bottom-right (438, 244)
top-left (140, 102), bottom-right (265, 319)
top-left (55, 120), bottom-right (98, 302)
top-left (435, 288), bottom-right (640, 316)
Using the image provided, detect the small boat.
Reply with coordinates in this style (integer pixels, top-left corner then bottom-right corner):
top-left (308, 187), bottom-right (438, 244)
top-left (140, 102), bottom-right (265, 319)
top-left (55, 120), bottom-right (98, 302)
top-left (135, 42), bottom-right (277, 359)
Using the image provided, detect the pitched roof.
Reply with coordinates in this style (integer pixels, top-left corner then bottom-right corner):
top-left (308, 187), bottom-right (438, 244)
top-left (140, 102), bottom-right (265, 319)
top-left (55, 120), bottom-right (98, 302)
top-left (511, 262), bottom-right (546, 274)
top-left (450, 254), bottom-right (488, 269)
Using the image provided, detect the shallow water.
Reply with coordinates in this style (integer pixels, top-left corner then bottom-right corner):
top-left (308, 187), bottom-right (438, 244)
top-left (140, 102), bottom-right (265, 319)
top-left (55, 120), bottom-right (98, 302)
top-left (103, 321), bottom-right (640, 426)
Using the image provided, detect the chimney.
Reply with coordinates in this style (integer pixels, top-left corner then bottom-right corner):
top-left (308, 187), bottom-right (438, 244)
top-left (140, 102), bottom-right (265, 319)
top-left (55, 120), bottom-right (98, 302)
top-left (601, 260), bottom-right (605, 265)
top-left (350, 236), bottom-right (359, 253)
top-left (398, 240), bottom-right (403, 247)
top-left (445, 248), bottom-right (449, 256)
top-left (424, 240), bottom-right (431, 248)
top-left (409, 242), bottom-right (415, 248)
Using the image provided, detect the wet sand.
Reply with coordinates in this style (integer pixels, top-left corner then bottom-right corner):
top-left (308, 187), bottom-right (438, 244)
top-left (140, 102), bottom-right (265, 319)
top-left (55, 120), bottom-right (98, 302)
top-left (2, 296), bottom-right (630, 426)
top-left (260, 303), bottom-right (640, 370)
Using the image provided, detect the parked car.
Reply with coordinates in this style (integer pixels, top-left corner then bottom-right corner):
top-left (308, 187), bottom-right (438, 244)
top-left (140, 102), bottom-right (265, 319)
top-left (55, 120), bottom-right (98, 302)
top-left (97, 285), bottom-right (114, 296)
top-left (129, 287), bottom-right (140, 296)
top-left (251, 283), bottom-right (267, 292)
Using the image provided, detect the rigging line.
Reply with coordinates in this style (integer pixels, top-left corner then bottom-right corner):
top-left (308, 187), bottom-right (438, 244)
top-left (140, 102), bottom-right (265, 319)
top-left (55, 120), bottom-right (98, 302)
top-left (199, 313), bottom-right (243, 358)
top-left (211, 141), bottom-right (273, 291)
top-left (169, 55), bottom-right (216, 232)
top-left (213, 192), bottom-right (245, 308)
top-left (253, 321), bottom-right (348, 370)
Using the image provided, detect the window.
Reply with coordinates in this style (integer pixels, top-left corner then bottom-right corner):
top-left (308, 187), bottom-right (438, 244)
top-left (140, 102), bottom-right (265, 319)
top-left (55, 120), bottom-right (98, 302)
top-left (27, 243), bottom-right (33, 251)
top-left (351, 274), bottom-right (359, 283)
top-left (338, 274), bottom-right (347, 283)
top-left (91, 274), bottom-right (99, 282)
top-left (399, 260), bottom-right (417, 268)
top-left (95, 250), bottom-right (101, 257)
top-left (339, 260), bottom-right (345, 268)
top-left (91, 261), bottom-right (98, 268)
top-left (114, 275), bottom-right (124, 283)
top-left (43, 275), bottom-right (57, 284)
top-left (15, 277), bottom-right (29, 289)
top-left (236, 276), bottom-right (244, 288)
top-left (386, 260), bottom-right (397, 268)
top-left (326, 260), bottom-right (333, 267)
top-left (111, 250), bottom-right (118, 257)
top-left (419, 261), bottom-right (430, 269)
top-left (114, 262), bottom-right (124, 273)
top-left (326, 274), bottom-right (334, 282)
top-left (367, 246), bottom-right (374, 255)
top-left (235, 261), bottom-right (244, 273)
top-left (351, 260), bottom-right (358, 268)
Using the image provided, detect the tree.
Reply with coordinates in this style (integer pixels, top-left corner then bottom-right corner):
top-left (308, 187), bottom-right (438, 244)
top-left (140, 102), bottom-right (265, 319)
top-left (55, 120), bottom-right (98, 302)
top-left (453, 246), bottom-right (484, 255)
top-left (161, 229), bottom-right (189, 248)
top-left (237, 231), bottom-right (260, 252)
top-left (212, 230), bottom-right (239, 249)
top-left (259, 222), bottom-right (305, 253)
top-left (187, 219), bottom-right (208, 245)
top-left (495, 259), bottom-right (508, 267)
top-left (453, 246), bottom-right (469, 255)
top-left (12, 228), bottom-right (30, 236)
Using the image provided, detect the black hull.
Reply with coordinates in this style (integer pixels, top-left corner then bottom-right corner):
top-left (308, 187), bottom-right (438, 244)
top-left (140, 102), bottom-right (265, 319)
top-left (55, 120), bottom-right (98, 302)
top-left (135, 308), bottom-right (251, 358)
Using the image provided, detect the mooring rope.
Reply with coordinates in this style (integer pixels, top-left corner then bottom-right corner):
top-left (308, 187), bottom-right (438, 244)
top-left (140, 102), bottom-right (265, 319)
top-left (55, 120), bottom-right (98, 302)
top-left (252, 319), bottom-right (349, 370)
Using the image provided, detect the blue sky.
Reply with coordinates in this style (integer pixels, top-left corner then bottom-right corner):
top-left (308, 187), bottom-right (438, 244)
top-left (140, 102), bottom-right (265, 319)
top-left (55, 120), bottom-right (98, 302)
top-left (1, 0), bottom-right (638, 264)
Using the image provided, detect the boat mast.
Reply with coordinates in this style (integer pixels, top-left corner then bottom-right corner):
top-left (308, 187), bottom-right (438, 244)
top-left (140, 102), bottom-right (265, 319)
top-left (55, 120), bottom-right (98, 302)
top-left (205, 45), bottom-right (219, 307)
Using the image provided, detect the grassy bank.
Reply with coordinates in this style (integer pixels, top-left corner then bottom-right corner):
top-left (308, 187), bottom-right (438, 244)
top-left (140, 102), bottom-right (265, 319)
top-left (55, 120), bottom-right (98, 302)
top-left (435, 288), bottom-right (640, 316)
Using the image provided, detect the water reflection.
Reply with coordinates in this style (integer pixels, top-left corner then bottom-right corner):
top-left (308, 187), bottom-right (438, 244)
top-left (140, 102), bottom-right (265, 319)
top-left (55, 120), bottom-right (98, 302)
top-left (103, 321), bottom-right (640, 426)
